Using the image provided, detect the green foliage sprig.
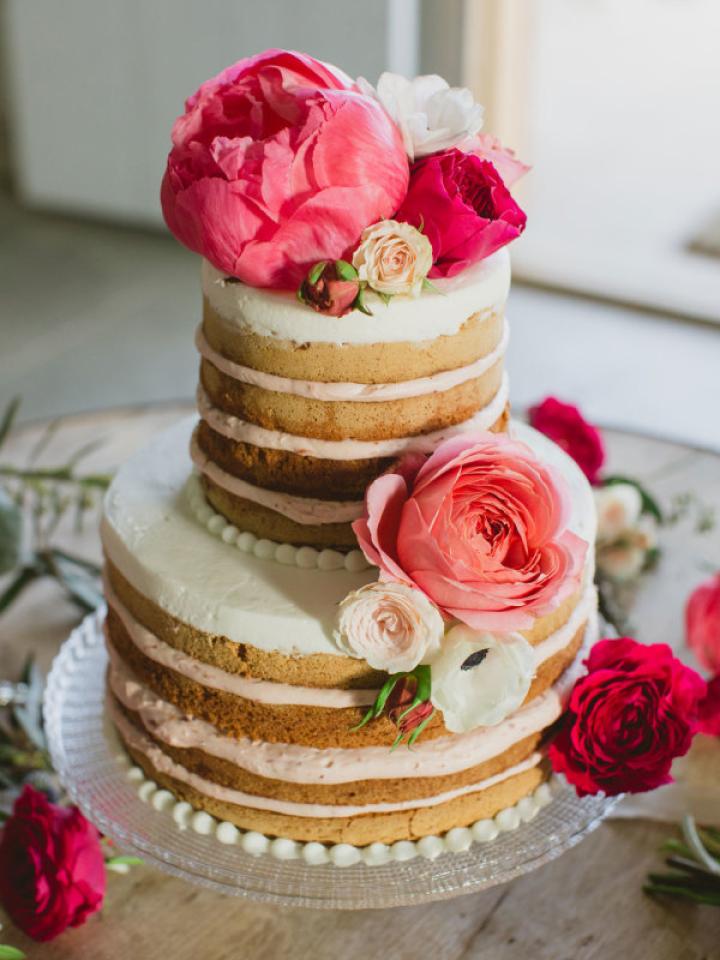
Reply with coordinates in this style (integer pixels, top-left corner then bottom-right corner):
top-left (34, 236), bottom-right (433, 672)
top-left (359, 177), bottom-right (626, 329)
top-left (0, 397), bottom-right (112, 616)
top-left (645, 816), bottom-right (720, 907)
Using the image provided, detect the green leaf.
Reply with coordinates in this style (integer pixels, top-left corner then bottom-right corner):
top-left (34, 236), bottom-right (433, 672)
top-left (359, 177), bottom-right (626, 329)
top-left (0, 488), bottom-right (22, 575)
top-left (601, 475), bottom-right (663, 523)
top-left (353, 285), bottom-right (374, 317)
top-left (422, 277), bottom-right (443, 295)
top-left (377, 291), bottom-right (392, 306)
top-left (0, 396), bottom-right (21, 450)
top-left (349, 672), bottom-right (404, 732)
top-left (407, 708), bottom-right (435, 747)
top-left (307, 261), bottom-right (327, 285)
top-left (13, 659), bottom-right (47, 753)
top-left (334, 259), bottom-right (358, 281)
top-left (0, 566), bottom-right (39, 615)
top-left (296, 286), bottom-right (308, 305)
top-left (48, 550), bottom-right (103, 612)
top-left (107, 855), bottom-right (144, 866)
top-left (0, 945), bottom-right (27, 959)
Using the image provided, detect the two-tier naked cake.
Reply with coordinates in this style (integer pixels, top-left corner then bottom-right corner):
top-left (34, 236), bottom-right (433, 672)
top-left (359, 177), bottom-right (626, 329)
top-left (102, 50), bottom-right (598, 846)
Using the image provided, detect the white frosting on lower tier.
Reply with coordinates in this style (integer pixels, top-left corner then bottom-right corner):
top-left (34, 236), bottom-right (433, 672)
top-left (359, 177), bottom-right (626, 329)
top-left (111, 699), bottom-right (542, 818)
top-left (201, 249), bottom-right (511, 346)
top-left (190, 430), bottom-right (363, 525)
top-left (104, 575), bottom-right (597, 709)
top-left (101, 417), bottom-right (597, 658)
top-left (195, 320), bottom-right (508, 403)
top-left (196, 373), bottom-right (509, 460)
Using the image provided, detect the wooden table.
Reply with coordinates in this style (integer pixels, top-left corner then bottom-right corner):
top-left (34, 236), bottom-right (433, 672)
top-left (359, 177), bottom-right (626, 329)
top-left (1, 404), bottom-right (719, 960)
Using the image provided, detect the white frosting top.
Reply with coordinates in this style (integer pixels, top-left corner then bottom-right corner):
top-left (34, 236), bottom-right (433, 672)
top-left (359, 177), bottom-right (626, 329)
top-left (101, 417), bottom-right (596, 658)
top-left (201, 249), bottom-right (511, 345)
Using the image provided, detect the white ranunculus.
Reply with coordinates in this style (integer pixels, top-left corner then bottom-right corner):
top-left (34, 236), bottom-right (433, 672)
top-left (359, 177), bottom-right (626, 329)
top-left (594, 483), bottom-right (643, 544)
top-left (361, 73), bottom-right (484, 161)
top-left (428, 626), bottom-right (535, 733)
top-left (334, 581), bottom-right (444, 673)
top-left (352, 220), bottom-right (433, 298)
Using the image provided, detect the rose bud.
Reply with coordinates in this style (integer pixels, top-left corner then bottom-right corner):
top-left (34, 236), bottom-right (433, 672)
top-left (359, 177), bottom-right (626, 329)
top-left (298, 260), bottom-right (360, 317)
top-left (386, 675), bottom-right (434, 738)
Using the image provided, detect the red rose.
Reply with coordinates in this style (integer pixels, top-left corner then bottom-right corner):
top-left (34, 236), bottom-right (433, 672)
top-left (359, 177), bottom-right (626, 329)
top-left (685, 572), bottom-right (720, 674)
top-left (549, 638), bottom-right (705, 796)
top-left (698, 674), bottom-right (720, 737)
top-left (528, 397), bottom-right (605, 485)
top-left (394, 149), bottom-right (526, 277)
top-left (0, 786), bottom-right (105, 942)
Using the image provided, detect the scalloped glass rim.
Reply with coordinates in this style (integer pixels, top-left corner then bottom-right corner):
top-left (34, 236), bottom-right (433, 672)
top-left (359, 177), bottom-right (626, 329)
top-left (45, 610), bottom-right (620, 909)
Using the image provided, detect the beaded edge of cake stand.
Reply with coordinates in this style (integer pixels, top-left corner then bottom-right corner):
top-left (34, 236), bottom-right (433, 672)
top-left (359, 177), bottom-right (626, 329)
top-left (117, 752), bottom-right (558, 868)
top-left (185, 473), bottom-right (371, 573)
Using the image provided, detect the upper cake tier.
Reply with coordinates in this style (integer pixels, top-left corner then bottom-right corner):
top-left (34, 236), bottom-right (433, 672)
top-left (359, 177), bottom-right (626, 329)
top-left (193, 248), bottom-right (512, 549)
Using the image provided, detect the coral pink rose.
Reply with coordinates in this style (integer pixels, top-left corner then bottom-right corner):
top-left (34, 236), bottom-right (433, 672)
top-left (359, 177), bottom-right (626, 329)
top-left (685, 572), bottom-right (720, 673)
top-left (549, 638), bottom-right (705, 796)
top-left (0, 786), bottom-right (106, 942)
top-left (353, 432), bottom-right (587, 631)
top-left (394, 148), bottom-right (526, 277)
top-left (161, 49), bottom-right (409, 289)
top-left (528, 397), bottom-right (606, 485)
top-left (698, 674), bottom-right (720, 737)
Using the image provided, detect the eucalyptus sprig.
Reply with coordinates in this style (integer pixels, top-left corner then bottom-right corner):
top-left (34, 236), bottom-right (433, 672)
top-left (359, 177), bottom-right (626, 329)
top-left (0, 397), bottom-right (111, 616)
top-left (645, 815), bottom-right (720, 907)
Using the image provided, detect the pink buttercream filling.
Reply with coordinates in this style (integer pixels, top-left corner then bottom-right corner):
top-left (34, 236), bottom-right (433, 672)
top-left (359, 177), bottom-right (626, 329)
top-left (195, 320), bottom-right (508, 402)
top-left (190, 430), bottom-right (364, 525)
top-left (111, 699), bottom-right (543, 817)
top-left (109, 651), bottom-right (561, 783)
top-left (196, 375), bottom-right (509, 461)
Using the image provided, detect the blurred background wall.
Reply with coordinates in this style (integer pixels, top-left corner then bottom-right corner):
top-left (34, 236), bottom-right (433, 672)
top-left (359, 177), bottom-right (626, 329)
top-left (1, 0), bottom-right (718, 445)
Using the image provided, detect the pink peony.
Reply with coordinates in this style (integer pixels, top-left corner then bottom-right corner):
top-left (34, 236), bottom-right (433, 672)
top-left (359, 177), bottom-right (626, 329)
top-left (528, 397), bottom-right (606, 485)
top-left (161, 49), bottom-right (409, 289)
top-left (549, 638), bottom-right (706, 796)
top-left (0, 786), bottom-right (106, 942)
top-left (685, 572), bottom-right (720, 674)
top-left (394, 148), bottom-right (526, 278)
top-left (353, 432), bottom-right (587, 631)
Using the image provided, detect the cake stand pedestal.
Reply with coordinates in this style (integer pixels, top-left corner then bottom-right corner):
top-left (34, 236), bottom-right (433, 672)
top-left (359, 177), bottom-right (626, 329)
top-left (45, 610), bottom-right (618, 909)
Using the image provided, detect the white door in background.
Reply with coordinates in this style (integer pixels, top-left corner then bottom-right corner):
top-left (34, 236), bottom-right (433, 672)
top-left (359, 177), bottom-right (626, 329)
top-left (4, 0), bottom-right (419, 225)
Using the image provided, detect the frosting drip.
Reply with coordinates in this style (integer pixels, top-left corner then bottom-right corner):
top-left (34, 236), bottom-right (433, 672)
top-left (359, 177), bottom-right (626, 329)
top-left (195, 323), bottom-right (508, 402)
top-left (111, 699), bottom-right (542, 817)
top-left (196, 375), bottom-right (509, 460)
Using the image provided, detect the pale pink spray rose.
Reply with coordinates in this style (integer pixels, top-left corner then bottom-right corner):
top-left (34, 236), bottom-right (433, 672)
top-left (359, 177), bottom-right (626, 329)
top-left (161, 49), bottom-right (409, 289)
top-left (353, 433), bottom-right (587, 632)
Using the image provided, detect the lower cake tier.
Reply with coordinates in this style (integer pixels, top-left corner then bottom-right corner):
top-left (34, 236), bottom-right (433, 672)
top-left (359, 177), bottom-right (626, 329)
top-left (107, 639), bottom-right (590, 844)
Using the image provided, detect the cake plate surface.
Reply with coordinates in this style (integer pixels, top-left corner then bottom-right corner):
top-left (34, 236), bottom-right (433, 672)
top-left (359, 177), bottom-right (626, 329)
top-left (45, 610), bottom-right (619, 910)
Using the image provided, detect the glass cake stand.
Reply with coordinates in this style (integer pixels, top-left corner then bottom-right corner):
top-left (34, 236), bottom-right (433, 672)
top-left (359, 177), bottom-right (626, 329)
top-left (45, 610), bottom-right (619, 910)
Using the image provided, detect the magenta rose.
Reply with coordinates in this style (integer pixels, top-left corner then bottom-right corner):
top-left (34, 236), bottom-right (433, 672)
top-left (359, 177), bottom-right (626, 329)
top-left (549, 638), bottom-right (706, 796)
top-left (698, 674), bottom-right (720, 737)
top-left (161, 49), bottom-right (409, 289)
top-left (685, 572), bottom-right (720, 674)
top-left (0, 786), bottom-right (106, 942)
top-left (353, 432), bottom-right (587, 632)
top-left (298, 260), bottom-right (359, 317)
top-left (394, 148), bottom-right (526, 277)
top-left (528, 397), bottom-right (606, 485)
